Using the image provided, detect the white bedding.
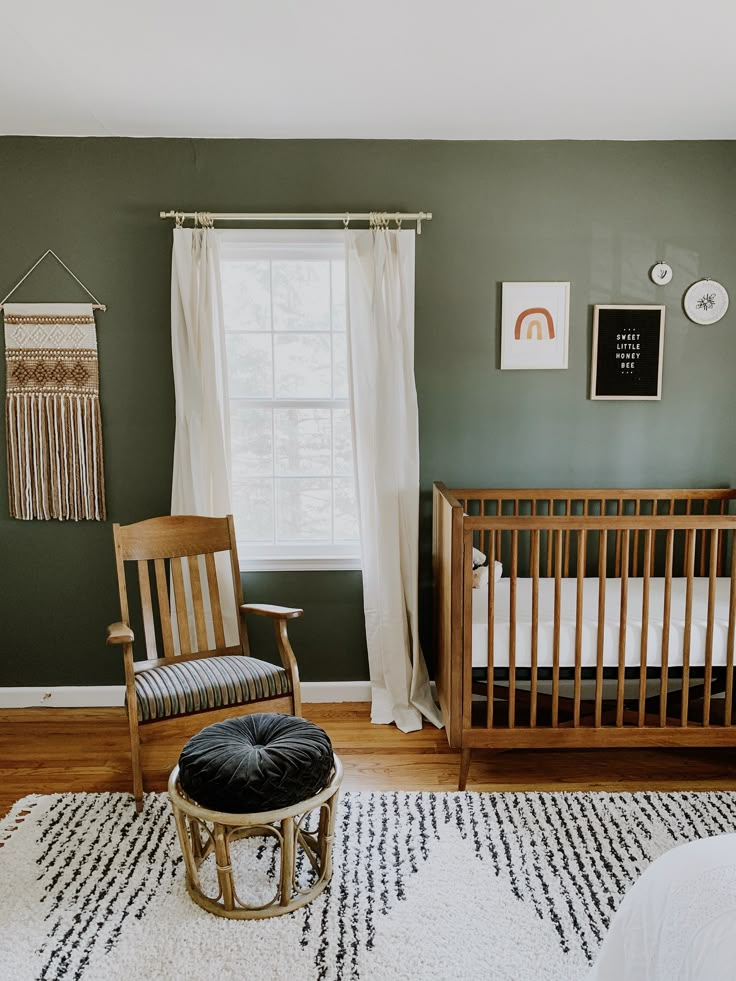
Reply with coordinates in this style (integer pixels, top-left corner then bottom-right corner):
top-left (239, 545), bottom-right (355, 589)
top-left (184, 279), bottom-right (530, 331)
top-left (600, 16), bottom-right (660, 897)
top-left (471, 577), bottom-right (732, 669)
top-left (589, 834), bottom-right (736, 981)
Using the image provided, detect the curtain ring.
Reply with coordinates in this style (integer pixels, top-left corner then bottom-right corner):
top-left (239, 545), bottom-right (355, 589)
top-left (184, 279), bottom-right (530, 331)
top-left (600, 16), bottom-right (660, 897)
top-left (343, 212), bottom-right (350, 228)
top-left (175, 212), bottom-right (184, 228)
top-left (395, 216), bottom-right (402, 230)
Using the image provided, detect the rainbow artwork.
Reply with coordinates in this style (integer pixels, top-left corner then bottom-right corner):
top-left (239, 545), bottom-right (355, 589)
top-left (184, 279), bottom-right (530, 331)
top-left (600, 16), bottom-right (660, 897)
top-left (514, 307), bottom-right (555, 340)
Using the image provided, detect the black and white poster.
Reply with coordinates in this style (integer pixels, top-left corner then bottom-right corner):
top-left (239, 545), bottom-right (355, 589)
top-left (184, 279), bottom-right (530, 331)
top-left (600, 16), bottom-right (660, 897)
top-left (590, 305), bottom-right (665, 400)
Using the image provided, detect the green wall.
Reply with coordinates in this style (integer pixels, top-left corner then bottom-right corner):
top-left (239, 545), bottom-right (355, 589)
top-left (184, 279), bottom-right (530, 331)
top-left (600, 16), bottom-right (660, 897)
top-left (1, 138), bottom-right (734, 686)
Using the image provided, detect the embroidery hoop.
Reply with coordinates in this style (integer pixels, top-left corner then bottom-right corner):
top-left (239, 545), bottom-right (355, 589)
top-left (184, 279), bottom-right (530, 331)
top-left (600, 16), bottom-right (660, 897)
top-left (683, 279), bottom-right (729, 325)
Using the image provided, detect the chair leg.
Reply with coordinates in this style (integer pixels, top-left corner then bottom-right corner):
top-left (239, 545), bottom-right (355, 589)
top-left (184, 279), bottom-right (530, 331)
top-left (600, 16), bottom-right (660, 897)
top-left (127, 706), bottom-right (144, 813)
top-left (291, 679), bottom-right (302, 717)
top-left (458, 748), bottom-right (473, 791)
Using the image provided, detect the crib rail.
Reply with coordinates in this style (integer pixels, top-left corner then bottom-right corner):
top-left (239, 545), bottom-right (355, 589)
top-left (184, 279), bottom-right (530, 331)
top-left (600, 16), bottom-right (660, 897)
top-left (432, 484), bottom-right (736, 751)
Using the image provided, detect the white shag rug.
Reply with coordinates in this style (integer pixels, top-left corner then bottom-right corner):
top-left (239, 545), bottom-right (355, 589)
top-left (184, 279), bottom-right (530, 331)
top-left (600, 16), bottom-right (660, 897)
top-left (2, 790), bottom-right (736, 981)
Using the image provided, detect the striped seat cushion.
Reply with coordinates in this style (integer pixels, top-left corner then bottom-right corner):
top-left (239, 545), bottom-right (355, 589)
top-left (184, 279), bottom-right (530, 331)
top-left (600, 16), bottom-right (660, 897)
top-left (132, 655), bottom-right (292, 723)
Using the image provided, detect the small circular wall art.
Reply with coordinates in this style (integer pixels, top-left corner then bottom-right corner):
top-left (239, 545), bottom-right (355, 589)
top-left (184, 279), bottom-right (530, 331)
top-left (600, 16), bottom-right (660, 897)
top-left (650, 261), bottom-right (673, 286)
top-left (683, 279), bottom-right (729, 325)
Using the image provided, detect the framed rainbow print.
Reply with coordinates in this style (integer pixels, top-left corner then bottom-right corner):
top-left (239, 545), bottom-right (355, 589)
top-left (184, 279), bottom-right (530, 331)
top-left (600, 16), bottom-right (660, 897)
top-left (500, 282), bottom-right (570, 369)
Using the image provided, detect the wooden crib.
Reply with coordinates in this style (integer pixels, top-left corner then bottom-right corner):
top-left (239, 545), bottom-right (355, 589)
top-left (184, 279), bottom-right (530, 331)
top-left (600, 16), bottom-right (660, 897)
top-left (432, 484), bottom-right (736, 789)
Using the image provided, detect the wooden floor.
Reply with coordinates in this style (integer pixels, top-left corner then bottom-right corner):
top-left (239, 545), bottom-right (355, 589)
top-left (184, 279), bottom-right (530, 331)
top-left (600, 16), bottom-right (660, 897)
top-left (2, 702), bottom-right (736, 817)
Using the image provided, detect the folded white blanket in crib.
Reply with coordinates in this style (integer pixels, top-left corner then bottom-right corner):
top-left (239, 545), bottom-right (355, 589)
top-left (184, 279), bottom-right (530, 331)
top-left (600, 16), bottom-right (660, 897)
top-left (472, 561), bottom-right (503, 589)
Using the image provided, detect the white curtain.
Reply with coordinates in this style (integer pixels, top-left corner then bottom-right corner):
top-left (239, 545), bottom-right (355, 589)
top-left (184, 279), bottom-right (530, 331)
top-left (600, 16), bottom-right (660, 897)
top-left (346, 228), bottom-right (443, 732)
top-left (170, 227), bottom-right (238, 646)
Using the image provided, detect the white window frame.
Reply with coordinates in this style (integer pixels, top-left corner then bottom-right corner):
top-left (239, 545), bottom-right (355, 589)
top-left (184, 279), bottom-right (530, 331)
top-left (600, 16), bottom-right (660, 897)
top-left (218, 229), bottom-right (361, 573)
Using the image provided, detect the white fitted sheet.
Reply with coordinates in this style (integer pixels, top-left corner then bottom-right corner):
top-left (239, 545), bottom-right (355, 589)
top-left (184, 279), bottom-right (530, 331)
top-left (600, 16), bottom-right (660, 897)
top-left (471, 577), bottom-right (733, 669)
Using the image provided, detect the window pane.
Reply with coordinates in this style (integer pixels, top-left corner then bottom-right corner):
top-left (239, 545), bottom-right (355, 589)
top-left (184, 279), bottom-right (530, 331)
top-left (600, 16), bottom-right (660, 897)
top-left (276, 478), bottom-right (331, 541)
top-left (233, 478), bottom-right (274, 542)
top-left (331, 260), bottom-right (346, 331)
top-left (274, 408), bottom-right (331, 476)
top-left (272, 261), bottom-right (330, 332)
top-left (274, 334), bottom-right (331, 398)
top-left (221, 260), bottom-right (271, 332)
top-left (230, 406), bottom-right (272, 478)
top-left (226, 334), bottom-right (273, 398)
top-left (332, 408), bottom-right (353, 476)
top-left (332, 333), bottom-right (348, 399)
top-left (334, 478), bottom-right (359, 541)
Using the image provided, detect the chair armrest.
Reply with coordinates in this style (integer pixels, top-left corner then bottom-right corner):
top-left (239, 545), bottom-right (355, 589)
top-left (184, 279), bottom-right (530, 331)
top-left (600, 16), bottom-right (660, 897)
top-left (106, 622), bottom-right (135, 645)
top-left (240, 603), bottom-right (303, 620)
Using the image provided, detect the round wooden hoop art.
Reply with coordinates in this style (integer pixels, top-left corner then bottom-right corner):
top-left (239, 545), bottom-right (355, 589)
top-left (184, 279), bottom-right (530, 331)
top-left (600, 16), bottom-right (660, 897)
top-left (168, 756), bottom-right (343, 919)
top-left (683, 279), bottom-right (729, 326)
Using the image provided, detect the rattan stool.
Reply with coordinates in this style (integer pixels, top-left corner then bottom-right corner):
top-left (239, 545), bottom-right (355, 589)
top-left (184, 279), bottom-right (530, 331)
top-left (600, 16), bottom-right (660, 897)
top-left (168, 755), bottom-right (343, 919)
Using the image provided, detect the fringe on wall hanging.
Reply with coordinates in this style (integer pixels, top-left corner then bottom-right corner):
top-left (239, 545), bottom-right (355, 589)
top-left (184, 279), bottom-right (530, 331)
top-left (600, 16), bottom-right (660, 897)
top-left (4, 303), bottom-right (106, 520)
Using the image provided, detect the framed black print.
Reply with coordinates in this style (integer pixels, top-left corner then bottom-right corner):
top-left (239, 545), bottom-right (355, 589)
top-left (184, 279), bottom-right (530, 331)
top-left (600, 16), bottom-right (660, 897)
top-left (590, 305), bottom-right (665, 401)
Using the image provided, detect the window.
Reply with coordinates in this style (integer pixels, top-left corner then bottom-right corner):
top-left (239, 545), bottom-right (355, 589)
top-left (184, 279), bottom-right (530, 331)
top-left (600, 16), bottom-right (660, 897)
top-left (219, 230), bottom-right (360, 571)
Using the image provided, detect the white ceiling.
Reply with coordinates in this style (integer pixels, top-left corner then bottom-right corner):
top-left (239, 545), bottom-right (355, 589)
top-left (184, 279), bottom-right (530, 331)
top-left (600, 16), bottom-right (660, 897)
top-left (3, 0), bottom-right (735, 140)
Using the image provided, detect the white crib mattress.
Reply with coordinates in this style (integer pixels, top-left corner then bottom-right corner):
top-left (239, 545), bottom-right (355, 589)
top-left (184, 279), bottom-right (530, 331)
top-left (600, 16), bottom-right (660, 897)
top-left (471, 577), bottom-right (733, 669)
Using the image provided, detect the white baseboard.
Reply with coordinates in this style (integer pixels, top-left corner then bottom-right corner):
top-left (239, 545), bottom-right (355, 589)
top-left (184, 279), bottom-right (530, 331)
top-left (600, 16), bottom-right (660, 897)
top-left (303, 681), bottom-right (371, 703)
top-left (0, 680), bottom-right (372, 709)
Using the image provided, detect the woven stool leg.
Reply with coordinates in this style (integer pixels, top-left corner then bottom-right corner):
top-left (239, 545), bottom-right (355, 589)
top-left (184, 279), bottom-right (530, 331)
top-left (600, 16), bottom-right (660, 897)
top-left (190, 817), bottom-right (205, 861)
top-left (213, 823), bottom-right (235, 912)
top-left (280, 816), bottom-right (295, 907)
top-left (321, 796), bottom-right (339, 883)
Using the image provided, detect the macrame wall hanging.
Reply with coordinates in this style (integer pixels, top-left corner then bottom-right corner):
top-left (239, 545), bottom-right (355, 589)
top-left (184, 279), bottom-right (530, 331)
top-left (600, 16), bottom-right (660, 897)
top-left (2, 251), bottom-right (107, 521)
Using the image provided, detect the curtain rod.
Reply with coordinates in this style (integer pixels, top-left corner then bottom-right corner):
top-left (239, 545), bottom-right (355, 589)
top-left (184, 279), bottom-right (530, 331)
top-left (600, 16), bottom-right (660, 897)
top-left (159, 210), bottom-right (433, 234)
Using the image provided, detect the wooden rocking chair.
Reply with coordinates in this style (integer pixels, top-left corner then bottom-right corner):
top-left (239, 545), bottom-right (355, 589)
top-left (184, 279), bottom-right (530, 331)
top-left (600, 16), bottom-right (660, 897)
top-left (106, 514), bottom-right (302, 811)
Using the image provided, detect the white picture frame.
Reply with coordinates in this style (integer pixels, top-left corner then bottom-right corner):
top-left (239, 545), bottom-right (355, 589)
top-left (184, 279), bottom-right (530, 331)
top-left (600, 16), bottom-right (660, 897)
top-left (500, 282), bottom-right (570, 370)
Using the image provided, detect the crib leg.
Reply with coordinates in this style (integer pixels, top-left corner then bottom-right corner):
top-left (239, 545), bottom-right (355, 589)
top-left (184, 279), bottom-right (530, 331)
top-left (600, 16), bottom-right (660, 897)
top-left (458, 748), bottom-right (473, 791)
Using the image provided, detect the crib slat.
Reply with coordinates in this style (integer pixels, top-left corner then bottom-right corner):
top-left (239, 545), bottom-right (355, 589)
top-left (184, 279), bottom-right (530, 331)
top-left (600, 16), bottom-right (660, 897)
top-left (530, 529), bottom-right (540, 728)
top-left (726, 535), bottom-right (736, 727)
top-left (699, 523), bottom-right (707, 578)
top-left (718, 499), bottom-right (727, 575)
top-left (659, 530), bottom-right (674, 726)
top-left (546, 499), bottom-right (554, 578)
top-left (462, 531), bottom-right (474, 733)
top-left (616, 531), bottom-right (630, 726)
top-left (703, 529), bottom-right (718, 726)
top-left (681, 529), bottom-right (696, 727)
top-left (614, 498), bottom-right (623, 576)
top-left (509, 530), bottom-right (518, 729)
top-left (528, 500), bottom-right (537, 571)
top-left (574, 530), bottom-right (585, 727)
top-left (552, 529), bottom-right (562, 727)
top-left (564, 499), bottom-right (571, 577)
top-left (595, 530), bottom-right (607, 727)
top-left (638, 530), bottom-right (652, 727)
top-left (486, 533), bottom-right (496, 729)
top-left (632, 500), bottom-right (641, 576)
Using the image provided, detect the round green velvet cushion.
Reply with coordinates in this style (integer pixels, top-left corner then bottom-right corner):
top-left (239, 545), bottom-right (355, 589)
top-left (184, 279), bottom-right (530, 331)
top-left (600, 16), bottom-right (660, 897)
top-left (178, 713), bottom-right (335, 813)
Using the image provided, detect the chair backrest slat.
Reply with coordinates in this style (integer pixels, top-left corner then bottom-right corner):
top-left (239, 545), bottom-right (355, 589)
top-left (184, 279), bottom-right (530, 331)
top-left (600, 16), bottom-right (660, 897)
top-left (137, 560), bottom-right (158, 660)
top-left (204, 550), bottom-right (227, 649)
top-left (171, 556), bottom-right (192, 655)
top-left (113, 515), bottom-right (244, 663)
top-left (188, 554), bottom-right (209, 651)
top-left (154, 557), bottom-right (175, 658)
